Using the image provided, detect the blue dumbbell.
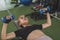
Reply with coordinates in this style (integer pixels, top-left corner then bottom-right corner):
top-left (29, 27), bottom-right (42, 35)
top-left (10, 15), bottom-right (15, 20)
top-left (39, 9), bottom-right (46, 14)
top-left (39, 6), bottom-right (51, 14)
top-left (47, 6), bottom-right (51, 12)
top-left (1, 15), bottom-right (15, 23)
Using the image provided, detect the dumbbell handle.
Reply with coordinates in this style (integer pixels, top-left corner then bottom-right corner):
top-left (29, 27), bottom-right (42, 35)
top-left (42, 6), bottom-right (51, 11)
top-left (42, 8), bottom-right (47, 10)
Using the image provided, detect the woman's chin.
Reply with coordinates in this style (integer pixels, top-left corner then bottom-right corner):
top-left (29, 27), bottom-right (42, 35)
top-left (23, 22), bottom-right (28, 25)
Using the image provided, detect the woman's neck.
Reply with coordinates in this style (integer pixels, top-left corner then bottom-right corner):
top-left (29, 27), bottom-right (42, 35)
top-left (22, 24), bottom-right (30, 27)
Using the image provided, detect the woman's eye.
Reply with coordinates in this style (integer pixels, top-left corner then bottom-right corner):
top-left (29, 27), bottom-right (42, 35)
top-left (20, 17), bottom-right (23, 19)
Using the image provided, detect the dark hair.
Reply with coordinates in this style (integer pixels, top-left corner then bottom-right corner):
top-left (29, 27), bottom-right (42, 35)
top-left (17, 20), bottom-right (24, 28)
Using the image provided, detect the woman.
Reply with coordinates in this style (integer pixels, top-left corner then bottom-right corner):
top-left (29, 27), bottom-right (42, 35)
top-left (1, 12), bottom-right (52, 40)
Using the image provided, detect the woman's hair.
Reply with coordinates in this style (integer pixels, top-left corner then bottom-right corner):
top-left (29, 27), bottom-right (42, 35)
top-left (17, 19), bottom-right (24, 28)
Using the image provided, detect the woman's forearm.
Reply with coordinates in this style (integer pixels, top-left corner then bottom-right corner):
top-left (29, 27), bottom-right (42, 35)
top-left (1, 23), bottom-right (8, 40)
top-left (46, 12), bottom-right (51, 25)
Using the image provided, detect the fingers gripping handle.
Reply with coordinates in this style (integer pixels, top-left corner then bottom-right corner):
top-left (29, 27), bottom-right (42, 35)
top-left (39, 6), bottom-right (51, 14)
top-left (1, 15), bottom-right (15, 23)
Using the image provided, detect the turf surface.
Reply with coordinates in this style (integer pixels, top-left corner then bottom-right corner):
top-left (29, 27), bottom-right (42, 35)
top-left (0, 5), bottom-right (60, 40)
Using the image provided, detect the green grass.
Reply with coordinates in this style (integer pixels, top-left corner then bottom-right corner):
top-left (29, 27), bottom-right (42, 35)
top-left (0, 5), bottom-right (60, 40)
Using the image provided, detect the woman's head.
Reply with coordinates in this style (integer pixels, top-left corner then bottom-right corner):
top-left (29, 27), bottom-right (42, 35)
top-left (18, 15), bottom-right (29, 26)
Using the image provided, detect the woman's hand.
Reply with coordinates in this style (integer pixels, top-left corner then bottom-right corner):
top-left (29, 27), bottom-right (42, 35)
top-left (2, 16), bottom-right (12, 23)
top-left (6, 16), bottom-right (11, 20)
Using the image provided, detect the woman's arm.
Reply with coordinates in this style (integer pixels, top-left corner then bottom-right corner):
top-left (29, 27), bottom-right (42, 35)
top-left (42, 12), bottom-right (52, 29)
top-left (1, 23), bottom-right (16, 40)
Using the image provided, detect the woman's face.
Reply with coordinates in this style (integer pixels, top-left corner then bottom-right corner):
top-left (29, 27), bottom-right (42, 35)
top-left (18, 15), bottom-right (29, 25)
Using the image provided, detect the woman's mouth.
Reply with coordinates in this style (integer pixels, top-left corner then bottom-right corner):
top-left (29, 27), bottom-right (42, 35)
top-left (24, 18), bottom-right (27, 20)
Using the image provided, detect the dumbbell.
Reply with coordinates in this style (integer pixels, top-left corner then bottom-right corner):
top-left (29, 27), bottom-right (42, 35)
top-left (1, 15), bottom-right (15, 23)
top-left (39, 6), bottom-right (51, 14)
